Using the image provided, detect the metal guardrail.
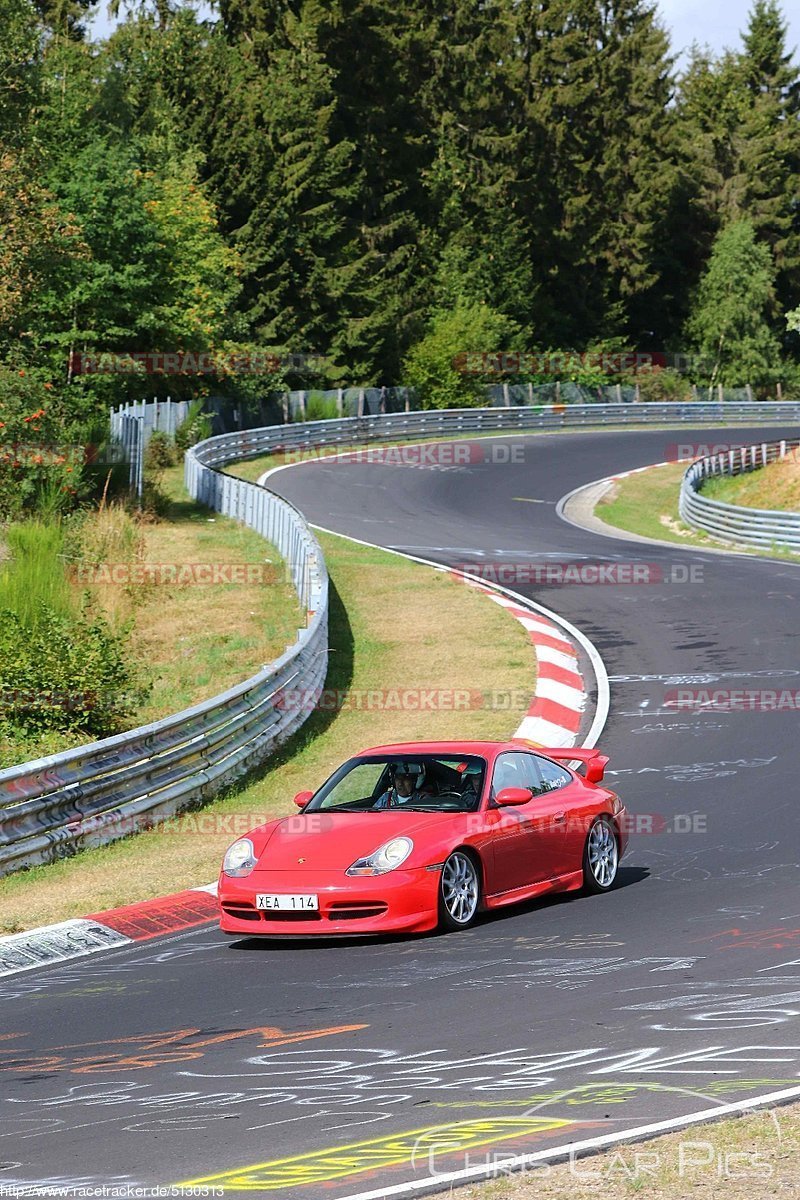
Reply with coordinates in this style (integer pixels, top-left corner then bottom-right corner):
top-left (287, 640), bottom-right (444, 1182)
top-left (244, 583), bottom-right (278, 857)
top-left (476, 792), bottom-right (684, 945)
top-left (679, 438), bottom-right (800, 550)
top-left (178, 402), bottom-right (800, 472)
top-left (3, 400), bottom-right (799, 876)
top-left (0, 459), bottom-right (328, 877)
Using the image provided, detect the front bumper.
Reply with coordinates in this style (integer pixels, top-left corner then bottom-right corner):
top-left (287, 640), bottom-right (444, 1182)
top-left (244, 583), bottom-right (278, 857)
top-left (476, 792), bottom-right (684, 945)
top-left (218, 867), bottom-right (441, 935)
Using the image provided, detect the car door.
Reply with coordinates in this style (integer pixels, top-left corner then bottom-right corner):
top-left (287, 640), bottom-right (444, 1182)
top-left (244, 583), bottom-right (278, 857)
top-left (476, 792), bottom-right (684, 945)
top-left (486, 752), bottom-right (561, 894)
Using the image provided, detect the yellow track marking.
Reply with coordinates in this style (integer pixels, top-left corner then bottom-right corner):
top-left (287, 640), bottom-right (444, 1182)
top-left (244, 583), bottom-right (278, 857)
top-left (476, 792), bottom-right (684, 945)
top-left (177, 1116), bottom-right (573, 1191)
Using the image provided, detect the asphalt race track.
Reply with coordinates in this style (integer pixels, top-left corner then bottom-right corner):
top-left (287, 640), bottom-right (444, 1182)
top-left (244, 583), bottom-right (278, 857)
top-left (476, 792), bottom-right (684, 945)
top-left (4, 424), bottom-right (800, 1199)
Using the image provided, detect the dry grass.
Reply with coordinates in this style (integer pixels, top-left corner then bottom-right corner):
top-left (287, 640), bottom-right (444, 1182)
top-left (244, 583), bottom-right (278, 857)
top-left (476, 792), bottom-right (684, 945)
top-left (73, 469), bottom-right (303, 723)
top-left (0, 529), bottom-right (536, 932)
top-left (702, 454), bottom-right (800, 512)
top-left (456, 1102), bottom-right (800, 1199)
top-left (598, 463), bottom-right (711, 546)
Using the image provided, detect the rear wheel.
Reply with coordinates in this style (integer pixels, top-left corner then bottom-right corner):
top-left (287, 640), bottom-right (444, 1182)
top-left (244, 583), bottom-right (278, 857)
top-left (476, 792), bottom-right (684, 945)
top-left (583, 816), bottom-right (619, 893)
top-left (439, 851), bottom-right (480, 930)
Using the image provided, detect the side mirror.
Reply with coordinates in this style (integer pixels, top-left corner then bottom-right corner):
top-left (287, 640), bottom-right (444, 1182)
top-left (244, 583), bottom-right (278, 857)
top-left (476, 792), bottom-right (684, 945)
top-left (585, 756), bottom-right (609, 784)
top-left (495, 786), bottom-right (533, 807)
top-left (293, 790), bottom-right (314, 808)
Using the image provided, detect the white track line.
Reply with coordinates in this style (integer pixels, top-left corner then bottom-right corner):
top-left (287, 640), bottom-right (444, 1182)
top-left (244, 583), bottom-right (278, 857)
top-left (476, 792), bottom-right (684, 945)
top-left (335, 1082), bottom-right (800, 1200)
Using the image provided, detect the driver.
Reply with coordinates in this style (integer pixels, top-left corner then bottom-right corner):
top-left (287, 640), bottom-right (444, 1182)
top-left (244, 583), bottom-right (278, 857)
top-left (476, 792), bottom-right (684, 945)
top-left (459, 762), bottom-right (483, 810)
top-left (374, 761), bottom-right (427, 808)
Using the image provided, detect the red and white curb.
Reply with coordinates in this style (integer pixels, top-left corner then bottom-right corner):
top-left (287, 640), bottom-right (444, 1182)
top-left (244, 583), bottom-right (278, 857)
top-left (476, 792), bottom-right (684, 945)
top-left (0, 883), bottom-right (218, 978)
top-left (457, 574), bottom-right (586, 747)
top-left (608, 457), bottom-right (693, 482)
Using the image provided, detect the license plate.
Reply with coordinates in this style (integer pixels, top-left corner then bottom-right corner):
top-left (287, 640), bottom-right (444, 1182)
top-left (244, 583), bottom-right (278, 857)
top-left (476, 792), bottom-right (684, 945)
top-left (255, 894), bottom-right (319, 911)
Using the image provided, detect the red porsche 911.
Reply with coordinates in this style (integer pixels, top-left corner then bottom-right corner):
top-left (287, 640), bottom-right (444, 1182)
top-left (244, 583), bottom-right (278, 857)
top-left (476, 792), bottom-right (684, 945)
top-left (218, 739), bottom-right (627, 936)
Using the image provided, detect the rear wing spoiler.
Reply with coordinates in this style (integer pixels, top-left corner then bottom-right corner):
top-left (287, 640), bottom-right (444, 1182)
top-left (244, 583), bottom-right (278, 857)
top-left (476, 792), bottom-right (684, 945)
top-left (513, 740), bottom-right (609, 782)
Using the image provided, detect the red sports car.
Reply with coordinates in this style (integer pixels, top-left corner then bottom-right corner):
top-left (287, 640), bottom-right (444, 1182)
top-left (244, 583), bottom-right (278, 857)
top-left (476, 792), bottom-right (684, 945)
top-left (218, 739), bottom-right (627, 936)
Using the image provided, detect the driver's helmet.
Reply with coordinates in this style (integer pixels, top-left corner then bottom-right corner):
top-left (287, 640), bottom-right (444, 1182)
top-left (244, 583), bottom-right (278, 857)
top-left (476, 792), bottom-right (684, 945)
top-left (393, 761), bottom-right (425, 790)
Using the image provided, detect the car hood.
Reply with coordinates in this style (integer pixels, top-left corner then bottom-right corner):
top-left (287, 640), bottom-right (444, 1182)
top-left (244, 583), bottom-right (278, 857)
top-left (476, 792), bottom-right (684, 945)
top-left (255, 810), bottom-right (468, 872)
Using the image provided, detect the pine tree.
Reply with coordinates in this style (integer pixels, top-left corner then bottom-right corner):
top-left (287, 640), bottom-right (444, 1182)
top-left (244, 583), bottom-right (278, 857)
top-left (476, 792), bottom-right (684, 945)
top-left (737, 0), bottom-right (800, 311)
top-left (237, 1), bottom-right (359, 370)
top-left (204, 0), bottom-right (431, 381)
top-left (0, 0), bottom-right (41, 145)
top-left (513, 0), bottom-right (679, 346)
top-left (677, 4), bottom-right (800, 325)
top-left (414, 0), bottom-right (536, 331)
top-left (318, 0), bottom-right (432, 380)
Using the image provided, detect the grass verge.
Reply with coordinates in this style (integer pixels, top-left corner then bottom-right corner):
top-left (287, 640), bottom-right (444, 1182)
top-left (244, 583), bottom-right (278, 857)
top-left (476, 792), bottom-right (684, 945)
top-left (597, 463), bottom-right (800, 560)
top-left (701, 453), bottom-right (800, 510)
top-left (0, 529), bottom-right (536, 934)
top-left (0, 467), bottom-right (303, 764)
top-left (114, 465), bottom-right (302, 724)
top-left (456, 1102), bottom-right (800, 1199)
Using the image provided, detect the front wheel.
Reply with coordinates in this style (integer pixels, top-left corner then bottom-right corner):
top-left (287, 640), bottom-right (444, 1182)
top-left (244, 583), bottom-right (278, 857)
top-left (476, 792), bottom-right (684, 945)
top-left (582, 816), bottom-right (619, 893)
top-left (439, 851), bottom-right (481, 930)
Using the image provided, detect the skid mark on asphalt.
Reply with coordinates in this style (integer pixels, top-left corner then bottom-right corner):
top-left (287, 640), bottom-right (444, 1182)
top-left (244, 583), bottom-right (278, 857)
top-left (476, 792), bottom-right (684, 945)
top-left (0, 1024), bottom-right (367, 1075)
top-left (177, 1117), bottom-right (576, 1191)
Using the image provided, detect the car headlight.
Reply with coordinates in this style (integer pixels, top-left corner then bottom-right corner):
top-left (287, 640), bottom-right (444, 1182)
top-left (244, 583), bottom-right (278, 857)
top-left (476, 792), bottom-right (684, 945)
top-left (346, 836), bottom-right (414, 877)
top-left (223, 837), bottom-right (257, 877)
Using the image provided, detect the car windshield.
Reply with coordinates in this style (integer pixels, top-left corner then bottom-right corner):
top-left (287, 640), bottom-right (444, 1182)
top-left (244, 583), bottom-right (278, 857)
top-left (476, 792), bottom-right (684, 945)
top-left (306, 755), bottom-right (487, 813)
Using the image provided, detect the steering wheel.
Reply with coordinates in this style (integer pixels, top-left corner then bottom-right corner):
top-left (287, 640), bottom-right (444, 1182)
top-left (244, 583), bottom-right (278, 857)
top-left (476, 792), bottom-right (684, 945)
top-left (435, 790), bottom-right (466, 807)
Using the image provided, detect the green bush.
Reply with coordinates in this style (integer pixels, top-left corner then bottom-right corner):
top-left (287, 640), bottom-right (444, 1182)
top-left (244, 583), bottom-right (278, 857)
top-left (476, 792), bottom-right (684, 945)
top-left (402, 300), bottom-right (523, 410)
top-left (0, 601), bottom-right (144, 737)
top-left (0, 366), bottom-right (87, 518)
top-left (174, 399), bottom-right (213, 451)
top-left (144, 430), bottom-right (178, 470)
top-left (628, 366), bottom-right (693, 403)
top-left (0, 517), bottom-right (147, 744)
top-left (302, 392), bottom-right (340, 421)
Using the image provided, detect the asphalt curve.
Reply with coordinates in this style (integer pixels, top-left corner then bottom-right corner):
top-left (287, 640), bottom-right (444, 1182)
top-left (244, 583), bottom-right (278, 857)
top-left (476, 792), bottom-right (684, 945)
top-left (4, 424), bottom-right (800, 1200)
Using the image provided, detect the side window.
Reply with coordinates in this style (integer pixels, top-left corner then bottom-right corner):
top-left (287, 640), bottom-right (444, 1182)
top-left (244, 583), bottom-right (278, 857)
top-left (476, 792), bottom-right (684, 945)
top-left (530, 755), bottom-right (572, 794)
top-left (491, 753), bottom-right (536, 797)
